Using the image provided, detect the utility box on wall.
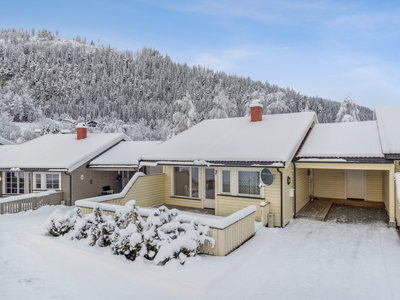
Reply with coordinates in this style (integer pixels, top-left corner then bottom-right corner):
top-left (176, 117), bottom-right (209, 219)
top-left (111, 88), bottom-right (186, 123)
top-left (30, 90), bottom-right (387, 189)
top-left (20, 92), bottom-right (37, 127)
top-left (268, 214), bottom-right (275, 228)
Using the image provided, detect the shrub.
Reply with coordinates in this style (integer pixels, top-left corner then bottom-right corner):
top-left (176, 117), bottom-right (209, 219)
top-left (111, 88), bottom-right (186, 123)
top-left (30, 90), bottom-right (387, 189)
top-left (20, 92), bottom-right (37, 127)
top-left (45, 207), bottom-right (81, 237)
top-left (46, 201), bottom-right (215, 265)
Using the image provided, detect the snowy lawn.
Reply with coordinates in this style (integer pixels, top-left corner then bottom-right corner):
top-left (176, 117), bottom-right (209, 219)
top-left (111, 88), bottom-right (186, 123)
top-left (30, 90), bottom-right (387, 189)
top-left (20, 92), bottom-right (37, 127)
top-left (1, 206), bottom-right (400, 300)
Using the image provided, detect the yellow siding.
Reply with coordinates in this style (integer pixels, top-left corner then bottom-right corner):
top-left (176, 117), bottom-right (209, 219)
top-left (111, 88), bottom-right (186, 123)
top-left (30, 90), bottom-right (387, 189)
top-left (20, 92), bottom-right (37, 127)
top-left (366, 170), bottom-right (383, 202)
top-left (313, 169), bottom-right (345, 199)
top-left (215, 168), bottom-right (282, 226)
top-left (295, 168), bottom-right (309, 213)
top-left (282, 165), bottom-right (294, 227)
top-left (164, 166), bottom-right (202, 209)
top-left (382, 170), bottom-right (389, 212)
top-left (104, 174), bottom-right (165, 208)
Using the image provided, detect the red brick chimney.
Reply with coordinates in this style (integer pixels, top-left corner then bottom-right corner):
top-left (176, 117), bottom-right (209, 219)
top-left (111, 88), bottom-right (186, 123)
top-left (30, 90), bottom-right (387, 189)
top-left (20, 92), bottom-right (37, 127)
top-left (250, 100), bottom-right (263, 122)
top-left (76, 123), bottom-right (87, 140)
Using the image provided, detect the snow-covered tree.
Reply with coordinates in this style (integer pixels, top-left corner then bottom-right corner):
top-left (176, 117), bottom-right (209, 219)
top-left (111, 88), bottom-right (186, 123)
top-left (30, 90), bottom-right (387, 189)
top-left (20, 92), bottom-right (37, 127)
top-left (266, 92), bottom-right (291, 114)
top-left (209, 90), bottom-right (236, 119)
top-left (335, 97), bottom-right (360, 123)
top-left (172, 92), bottom-right (197, 135)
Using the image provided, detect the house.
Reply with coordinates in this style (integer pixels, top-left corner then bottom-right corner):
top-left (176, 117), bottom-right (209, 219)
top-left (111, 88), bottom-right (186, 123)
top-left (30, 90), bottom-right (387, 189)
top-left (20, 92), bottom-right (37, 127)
top-left (0, 125), bottom-right (130, 205)
top-left (374, 104), bottom-right (400, 227)
top-left (0, 136), bottom-right (15, 145)
top-left (138, 100), bottom-right (318, 227)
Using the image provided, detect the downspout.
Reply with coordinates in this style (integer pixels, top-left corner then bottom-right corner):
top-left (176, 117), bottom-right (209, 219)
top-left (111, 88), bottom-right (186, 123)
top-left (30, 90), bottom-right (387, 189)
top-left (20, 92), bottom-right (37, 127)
top-left (276, 168), bottom-right (283, 228)
top-left (64, 172), bottom-right (72, 206)
top-left (293, 163), bottom-right (297, 219)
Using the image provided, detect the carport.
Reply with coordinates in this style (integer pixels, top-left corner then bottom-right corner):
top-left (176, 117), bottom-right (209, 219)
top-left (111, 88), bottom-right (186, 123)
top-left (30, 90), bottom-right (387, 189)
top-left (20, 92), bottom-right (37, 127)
top-left (294, 162), bottom-right (394, 224)
top-left (294, 121), bottom-right (396, 226)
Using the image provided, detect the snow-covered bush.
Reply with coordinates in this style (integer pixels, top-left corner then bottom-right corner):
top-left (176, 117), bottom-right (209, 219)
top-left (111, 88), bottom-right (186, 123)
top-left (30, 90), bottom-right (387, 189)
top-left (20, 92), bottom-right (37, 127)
top-left (45, 201), bottom-right (215, 265)
top-left (89, 206), bottom-right (116, 247)
top-left (154, 219), bottom-right (215, 265)
top-left (70, 214), bottom-right (94, 240)
top-left (45, 207), bottom-right (82, 237)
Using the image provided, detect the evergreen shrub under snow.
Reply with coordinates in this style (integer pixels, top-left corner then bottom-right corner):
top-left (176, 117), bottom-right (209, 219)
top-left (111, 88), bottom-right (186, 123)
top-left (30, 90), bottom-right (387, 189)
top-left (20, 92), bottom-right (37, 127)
top-left (45, 201), bottom-right (215, 265)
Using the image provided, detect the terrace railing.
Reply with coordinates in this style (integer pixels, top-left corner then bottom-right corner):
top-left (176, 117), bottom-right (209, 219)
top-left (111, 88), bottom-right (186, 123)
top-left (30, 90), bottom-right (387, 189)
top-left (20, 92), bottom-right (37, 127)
top-left (0, 191), bottom-right (63, 214)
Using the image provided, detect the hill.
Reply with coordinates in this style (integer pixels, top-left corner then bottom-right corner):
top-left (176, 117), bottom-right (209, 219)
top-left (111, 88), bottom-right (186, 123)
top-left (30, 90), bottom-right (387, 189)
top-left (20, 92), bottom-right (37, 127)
top-left (0, 28), bottom-right (373, 142)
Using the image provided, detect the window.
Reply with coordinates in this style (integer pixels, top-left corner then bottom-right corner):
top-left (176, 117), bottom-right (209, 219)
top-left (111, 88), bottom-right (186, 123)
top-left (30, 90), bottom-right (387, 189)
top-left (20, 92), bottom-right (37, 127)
top-left (173, 167), bottom-right (199, 198)
top-left (5, 172), bottom-right (26, 194)
top-left (36, 174), bottom-right (41, 189)
top-left (46, 174), bottom-right (60, 189)
top-left (222, 170), bottom-right (230, 193)
top-left (238, 171), bottom-right (260, 196)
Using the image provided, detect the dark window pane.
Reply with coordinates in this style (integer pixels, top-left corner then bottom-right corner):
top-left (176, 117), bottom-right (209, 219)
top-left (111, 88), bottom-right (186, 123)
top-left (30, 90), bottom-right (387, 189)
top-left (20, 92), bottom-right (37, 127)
top-left (191, 167), bottom-right (199, 198)
top-left (174, 167), bottom-right (190, 196)
top-left (238, 171), bottom-right (260, 195)
top-left (222, 170), bottom-right (230, 193)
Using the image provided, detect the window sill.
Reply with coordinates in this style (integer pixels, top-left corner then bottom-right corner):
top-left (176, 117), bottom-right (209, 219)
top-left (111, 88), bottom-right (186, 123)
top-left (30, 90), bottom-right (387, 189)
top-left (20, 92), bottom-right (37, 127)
top-left (217, 194), bottom-right (264, 200)
top-left (170, 196), bottom-right (201, 201)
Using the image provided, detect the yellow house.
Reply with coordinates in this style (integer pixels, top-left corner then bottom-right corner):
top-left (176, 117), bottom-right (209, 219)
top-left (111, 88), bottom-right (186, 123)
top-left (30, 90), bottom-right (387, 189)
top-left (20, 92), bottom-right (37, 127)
top-left (140, 100), bottom-right (318, 227)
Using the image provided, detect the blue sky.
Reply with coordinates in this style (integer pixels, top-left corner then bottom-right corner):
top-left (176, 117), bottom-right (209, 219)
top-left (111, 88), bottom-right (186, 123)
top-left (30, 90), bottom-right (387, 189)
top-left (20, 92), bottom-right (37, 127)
top-left (2, 0), bottom-right (400, 109)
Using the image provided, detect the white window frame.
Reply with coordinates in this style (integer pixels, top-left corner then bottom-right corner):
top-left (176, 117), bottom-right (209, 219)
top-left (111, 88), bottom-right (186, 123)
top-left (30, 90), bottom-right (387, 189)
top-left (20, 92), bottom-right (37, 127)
top-left (219, 168), bottom-right (233, 195)
top-left (33, 172), bottom-right (61, 191)
top-left (2, 171), bottom-right (30, 195)
top-left (218, 167), bottom-right (264, 199)
top-left (171, 166), bottom-right (200, 199)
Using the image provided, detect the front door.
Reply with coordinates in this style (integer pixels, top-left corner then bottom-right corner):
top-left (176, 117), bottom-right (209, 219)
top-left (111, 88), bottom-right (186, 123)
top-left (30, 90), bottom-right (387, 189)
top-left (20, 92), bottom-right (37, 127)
top-left (122, 171), bottom-right (129, 189)
top-left (204, 168), bottom-right (215, 209)
top-left (346, 170), bottom-right (366, 200)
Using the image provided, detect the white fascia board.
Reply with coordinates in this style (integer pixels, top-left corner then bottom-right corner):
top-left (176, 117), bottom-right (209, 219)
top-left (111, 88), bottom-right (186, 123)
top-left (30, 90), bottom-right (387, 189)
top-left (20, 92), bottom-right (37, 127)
top-left (285, 114), bottom-right (317, 168)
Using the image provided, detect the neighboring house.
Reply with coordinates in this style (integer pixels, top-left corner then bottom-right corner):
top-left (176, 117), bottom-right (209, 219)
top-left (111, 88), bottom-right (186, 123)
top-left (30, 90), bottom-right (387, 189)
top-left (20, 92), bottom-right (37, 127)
top-left (140, 100), bottom-right (318, 227)
top-left (374, 104), bottom-right (400, 227)
top-left (295, 121), bottom-right (396, 225)
top-left (88, 141), bottom-right (163, 189)
top-left (0, 125), bottom-right (129, 205)
top-left (0, 137), bottom-right (15, 145)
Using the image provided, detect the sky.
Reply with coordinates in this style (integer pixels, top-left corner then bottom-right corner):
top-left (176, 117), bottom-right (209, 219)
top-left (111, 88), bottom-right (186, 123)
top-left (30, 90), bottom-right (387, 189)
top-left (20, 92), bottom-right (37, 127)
top-left (2, 0), bottom-right (400, 109)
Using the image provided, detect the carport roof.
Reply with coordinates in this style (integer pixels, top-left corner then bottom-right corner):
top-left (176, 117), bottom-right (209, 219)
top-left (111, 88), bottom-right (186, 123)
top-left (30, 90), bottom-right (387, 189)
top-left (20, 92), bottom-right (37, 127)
top-left (375, 104), bottom-right (400, 154)
top-left (297, 121), bottom-right (384, 158)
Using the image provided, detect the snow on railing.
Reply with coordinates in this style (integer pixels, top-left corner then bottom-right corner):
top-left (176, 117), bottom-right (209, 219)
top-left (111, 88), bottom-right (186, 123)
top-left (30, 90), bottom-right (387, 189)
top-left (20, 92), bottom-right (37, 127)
top-left (77, 198), bottom-right (256, 230)
top-left (0, 190), bottom-right (63, 214)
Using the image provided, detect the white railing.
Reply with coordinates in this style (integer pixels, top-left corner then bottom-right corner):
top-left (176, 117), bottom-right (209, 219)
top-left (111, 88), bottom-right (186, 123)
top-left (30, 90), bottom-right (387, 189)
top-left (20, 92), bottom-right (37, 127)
top-left (77, 199), bottom-right (256, 256)
top-left (0, 191), bottom-right (63, 214)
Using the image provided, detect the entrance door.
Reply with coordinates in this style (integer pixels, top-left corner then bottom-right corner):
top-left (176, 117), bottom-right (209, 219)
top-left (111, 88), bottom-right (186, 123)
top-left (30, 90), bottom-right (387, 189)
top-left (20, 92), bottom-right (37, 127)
top-left (204, 168), bottom-right (215, 209)
top-left (122, 171), bottom-right (129, 189)
top-left (346, 170), bottom-right (366, 200)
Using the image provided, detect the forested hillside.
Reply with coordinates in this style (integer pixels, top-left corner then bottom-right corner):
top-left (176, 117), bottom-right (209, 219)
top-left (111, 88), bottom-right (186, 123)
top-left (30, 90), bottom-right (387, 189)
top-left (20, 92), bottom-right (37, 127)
top-left (0, 28), bottom-right (373, 142)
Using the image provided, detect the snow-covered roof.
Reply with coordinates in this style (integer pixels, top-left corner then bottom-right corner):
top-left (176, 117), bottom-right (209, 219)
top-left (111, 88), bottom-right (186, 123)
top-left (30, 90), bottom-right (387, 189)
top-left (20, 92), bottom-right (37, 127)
top-left (89, 141), bottom-right (161, 167)
top-left (297, 121), bottom-right (383, 158)
top-left (0, 136), bottom-right (15, 145)
top-left (374, 104), bottom-right (400, 154)
top-left (142, 112), bottom-right (317, 166)
top-left (0, 133), bottom-right (129, 172)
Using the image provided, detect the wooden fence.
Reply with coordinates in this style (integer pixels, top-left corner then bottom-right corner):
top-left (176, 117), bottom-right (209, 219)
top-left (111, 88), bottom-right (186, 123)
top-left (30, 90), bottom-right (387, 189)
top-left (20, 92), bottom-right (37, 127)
top-left (0, 191), bottom-right (63, 214)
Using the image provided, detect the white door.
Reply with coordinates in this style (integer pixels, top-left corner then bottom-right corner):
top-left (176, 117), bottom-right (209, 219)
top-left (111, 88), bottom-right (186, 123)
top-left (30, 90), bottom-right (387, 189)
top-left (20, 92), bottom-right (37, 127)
top-left (204, 168), bottom-right (215, 209)
top-left (346, 170), bottom-right (366, 200)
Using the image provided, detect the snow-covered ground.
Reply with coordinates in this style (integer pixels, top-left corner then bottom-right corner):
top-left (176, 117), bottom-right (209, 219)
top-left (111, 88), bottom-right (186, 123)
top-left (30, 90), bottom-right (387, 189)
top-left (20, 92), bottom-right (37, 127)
top-left (1, 206), bottom-right (400, 300)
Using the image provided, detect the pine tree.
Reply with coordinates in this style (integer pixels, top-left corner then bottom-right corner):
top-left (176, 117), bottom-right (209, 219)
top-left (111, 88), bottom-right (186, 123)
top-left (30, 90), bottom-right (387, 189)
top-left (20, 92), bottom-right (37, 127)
top-left (335, 97), bottom-right (360, 122)
top-left (172, 92), bottom-right (197, 135)
top-left (209, 90), bottom-right (236, 119)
